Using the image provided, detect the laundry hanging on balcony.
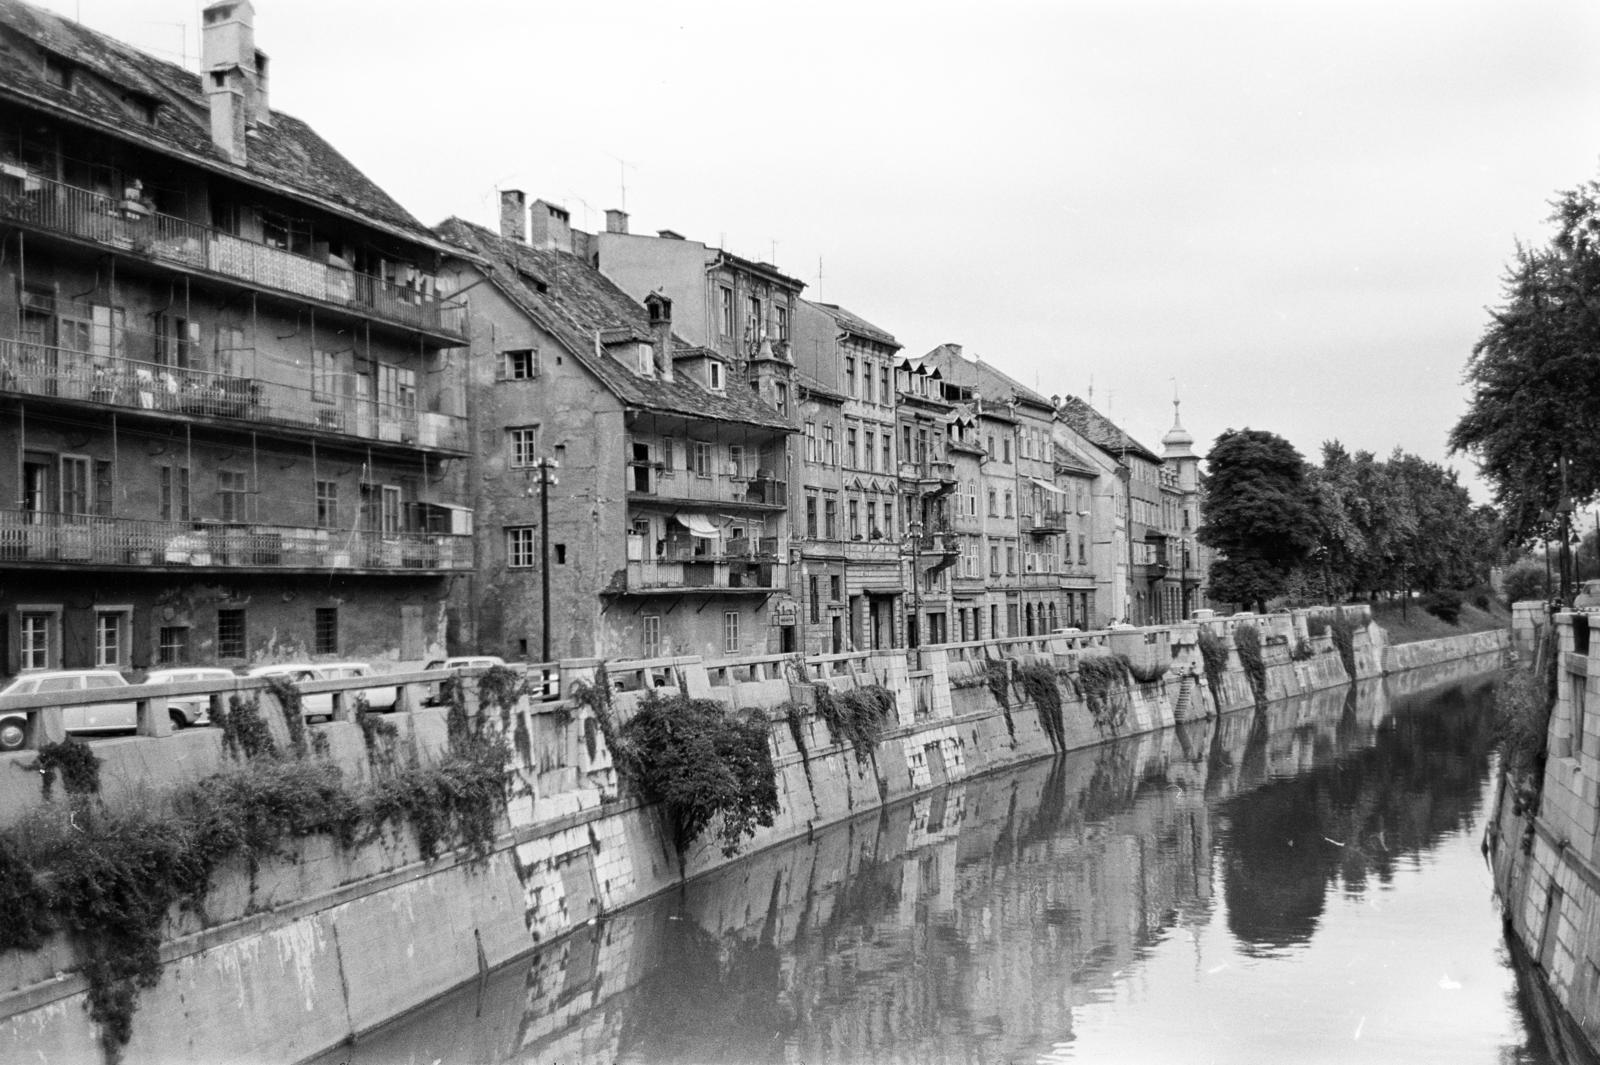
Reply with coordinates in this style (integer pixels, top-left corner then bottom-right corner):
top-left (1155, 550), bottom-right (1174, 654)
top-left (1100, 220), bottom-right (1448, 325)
top-left (1029, 477), bottom-right (1069, 495)
top-left (675, 513), bottom-right (720, 539)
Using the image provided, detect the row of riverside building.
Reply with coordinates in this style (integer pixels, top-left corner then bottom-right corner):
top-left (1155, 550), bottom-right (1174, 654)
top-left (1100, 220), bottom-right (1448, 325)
top-left (0, 0), bottom-right (1211, 673)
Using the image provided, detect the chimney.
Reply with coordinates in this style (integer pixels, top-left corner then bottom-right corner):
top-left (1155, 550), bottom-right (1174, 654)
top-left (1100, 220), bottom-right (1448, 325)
top-left (201, 1), bottom-right (257, 163)
top-left (251, 49), bottom-right (271, 126)
top-left (645, 291), bottom-right (674, 383)
top-left (605, 208), bottom-right (629, 235)
top-left (529, 200), bottom-right (573, 254)
top-left (499, 189), bottom-right (527, 243)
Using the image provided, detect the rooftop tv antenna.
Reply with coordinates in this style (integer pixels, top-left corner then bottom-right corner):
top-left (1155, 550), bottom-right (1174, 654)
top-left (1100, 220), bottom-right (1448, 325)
top-left (604, 151), bottom-right (637, 212)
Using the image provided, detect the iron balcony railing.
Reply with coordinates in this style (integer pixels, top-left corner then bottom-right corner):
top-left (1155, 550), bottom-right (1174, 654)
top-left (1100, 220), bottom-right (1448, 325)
top-left (0, 509), bottom-right (472, 572)
top-left (627, 467), bottom-right (788, 508)
top-left (0, 173), bottom-right (467, 339)
top-left (1023, 510), bottom-right (1068, 534)
top-left (0, 339), bottom-right (467, 451)
top-left (897, 458), bottom-right (958, 485)
top-left (615, 558), bottom-right (787, 593)
top-left (655, 536), bottom-right (782, 563)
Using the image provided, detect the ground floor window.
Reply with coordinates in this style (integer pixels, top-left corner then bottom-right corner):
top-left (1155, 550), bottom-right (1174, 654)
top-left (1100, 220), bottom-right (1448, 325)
top-left (158, 626), bottom-right (189, 665)
top-left (20, 610), bottom-right (56, 671)
top-left (217, 608), bottom-right (246, 660)
top-left (642, 615), bottom-right (661, 658)
top-left (94, 608), bottom-right (131, 668)
top-left (723, 611), bottom-right (740, 655)
top-left (314, 607), bottom-right (339, 655)
top-left (507, 526), bottom-right (537, 568)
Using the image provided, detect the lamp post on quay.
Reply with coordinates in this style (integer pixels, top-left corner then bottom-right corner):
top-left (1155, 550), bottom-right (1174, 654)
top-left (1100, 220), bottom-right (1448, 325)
top-left (903, 518), bottom-right (924, 669)
top-left (524, 458), bottom-right (560, 662)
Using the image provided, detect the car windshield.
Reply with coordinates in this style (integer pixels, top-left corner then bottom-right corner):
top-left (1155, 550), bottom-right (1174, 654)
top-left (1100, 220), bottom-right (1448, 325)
top-left (85, 676), bottom-right (124, 689)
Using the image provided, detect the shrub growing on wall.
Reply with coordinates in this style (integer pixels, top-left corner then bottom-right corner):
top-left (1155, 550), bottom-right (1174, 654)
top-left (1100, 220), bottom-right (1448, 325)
top-left (1018, 662), bottom-right (1066, 749)
top-left (1233, 623), bottom-right (1268, 707)
top-left (984, 659), bottom-right (1017, 740)
top-left (1494, 665), bottom-right (1551, 818)
top-left (1330, 613), bottom-right (1359, 680)
top-left (811, 683), bottom-right (896, 764)
top-left (1196, 628), bottom-right (1229, 710)
top-left (1076, 655), bottom-right (1130, 733)
top-left (610, 690), bottom-right (780, 859)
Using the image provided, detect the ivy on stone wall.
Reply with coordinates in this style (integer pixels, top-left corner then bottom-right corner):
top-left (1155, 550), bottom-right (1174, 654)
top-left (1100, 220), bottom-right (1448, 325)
top-left (1197, 628), bottom-right (1229, 711)
top-left (1234, 624), bottom-right (1268, 707)
top-left (1018, 663), bottom-right (1066, 750)
top-left (1077, 656), bottom-right (1131, 733)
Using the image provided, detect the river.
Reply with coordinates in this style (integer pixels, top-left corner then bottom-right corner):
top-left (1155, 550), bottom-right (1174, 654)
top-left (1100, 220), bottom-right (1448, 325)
top-left (312, 659), bottom-right (1561, 1065)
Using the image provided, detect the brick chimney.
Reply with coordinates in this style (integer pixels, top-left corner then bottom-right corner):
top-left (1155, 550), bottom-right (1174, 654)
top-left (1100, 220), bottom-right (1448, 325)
top-left (499, 189), bottom-right (527, 243)
top-left (201, 1), bottom-right (265, 162)
top-left (529, 200), bottom-right (573, 254)
top-left (645, 291), bottom-right (674, 383)
top-left (605, 208), bottom-right (629, 235)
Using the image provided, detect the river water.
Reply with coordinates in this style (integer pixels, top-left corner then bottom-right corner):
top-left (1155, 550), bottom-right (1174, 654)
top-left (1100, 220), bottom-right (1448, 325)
top-left (316, 659), bottom-right (1562, 1065)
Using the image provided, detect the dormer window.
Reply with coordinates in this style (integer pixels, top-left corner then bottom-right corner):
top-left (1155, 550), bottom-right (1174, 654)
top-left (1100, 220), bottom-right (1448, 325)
top-left (708, 360), bottom-right (724, 391)
top-left (42, 52), bottom-right (72, 89)
top-left (636, 343), bottom-right (653, 377)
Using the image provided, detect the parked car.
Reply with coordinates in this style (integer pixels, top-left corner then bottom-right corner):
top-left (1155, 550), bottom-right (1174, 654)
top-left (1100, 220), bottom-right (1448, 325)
top-left (0, 669), bottom-right (139, 751)
top-left (142, 667), bottom-right (239, 728)
top-left (245, 662), bottom-right (398, 720)
top-left (421, 655), bottom-right (506, 706)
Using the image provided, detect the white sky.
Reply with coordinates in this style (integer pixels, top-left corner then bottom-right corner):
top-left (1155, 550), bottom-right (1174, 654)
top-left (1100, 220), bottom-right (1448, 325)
top-left (36, 0), bottom-right (1600, 499)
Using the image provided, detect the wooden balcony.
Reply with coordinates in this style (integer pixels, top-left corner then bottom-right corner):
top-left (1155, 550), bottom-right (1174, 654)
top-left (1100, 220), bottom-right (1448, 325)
top-left (606, 558), bottom-right (787, 595)
top-left (0, 340), bottom-right (467, 452)
top-left (0, 172), bottom-right (466, 343)
top-left (0, 510), bottom-right (471, 573)
top-left (627, 467), bottom-right (788, 510)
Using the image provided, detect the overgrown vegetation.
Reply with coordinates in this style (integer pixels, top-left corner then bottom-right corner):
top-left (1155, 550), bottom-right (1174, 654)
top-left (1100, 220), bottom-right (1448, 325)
top-left (812, 683), bottom-right (896, 764)
top-left (776, 700), bottom-right (816, 800)
top-left (1422, 589), bottom-right (1463, 625)
top-left (35, 738), bottom-right (102, 799)
top-left (1018, 662), bottom-right (1065, 749)
top-left (1330, 613), bottom-right (1359, 679)
top-left (1290, 637), bottom-right (1316, 662)
top-left (0, 669), bottom-right (511, 1061)
top-left (1121, 655), bottom-right (1169, 685)
top-left (984, 659), bottom-right (1017, 740)
top-left (1077, 655), bottom-right (1130, 733)
top-left (1494, 666), bottom-right (1551, 818)
top-left (1233, 623), bottom-right (1268, 707)
top-left (607, 690), bottom-right (779, 859)
top-left (1196, 627), bottom-right (1229, 711)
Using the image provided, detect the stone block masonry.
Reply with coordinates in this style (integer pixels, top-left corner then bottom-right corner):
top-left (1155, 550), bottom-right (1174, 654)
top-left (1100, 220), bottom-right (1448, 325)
top-left (0, 608), bottom-right (1453, 1063)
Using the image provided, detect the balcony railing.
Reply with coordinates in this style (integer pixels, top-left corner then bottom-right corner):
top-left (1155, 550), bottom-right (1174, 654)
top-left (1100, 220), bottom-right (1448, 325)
top-left (613, 558), bottom-right (786, 594)
top-left (0, 172), bottom-right (466, 339)
top-left (1023, 510), bottom-right (1068, 534)
top-left (0, 510), bottom-right (471, 572)
top-left (628, 468), bottom-right (788, 508)
top-left (656, 536), bottom-right (781, 563)
top-left (0, 339), bottom-right (467, 451)
top-left (897, 458), bottom-right (958, 486)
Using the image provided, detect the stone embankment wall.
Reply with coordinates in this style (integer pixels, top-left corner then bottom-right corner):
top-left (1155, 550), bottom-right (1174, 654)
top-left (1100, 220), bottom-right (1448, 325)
top-left (0, 606), bottom-right (1408, 1063)
top-left (1381, 629), bottom-right (1509, 674)
top-left (1489, 609), bottom-right (1600, 1063)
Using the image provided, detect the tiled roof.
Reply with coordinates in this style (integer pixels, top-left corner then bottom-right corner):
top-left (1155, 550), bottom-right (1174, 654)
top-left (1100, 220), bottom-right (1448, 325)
top-left (0, 0), bottom-right (439, 247)
top-left (437, 218), bottom-right (792, 433)
top-left (1055, 395), bottom-right (1160, 464)
top-left (813, 301), bottom-right (899, 348)
top-left (1053, 440), bottom-right (1101, 476)
top-left (794, 368), bottom-right (846, 404)
top-left (920, 345), bottom-right (1054, 411)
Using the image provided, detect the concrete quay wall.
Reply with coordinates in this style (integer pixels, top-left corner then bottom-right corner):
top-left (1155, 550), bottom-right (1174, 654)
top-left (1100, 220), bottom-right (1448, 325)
top-left (0, 608), bottom-right (1431, 1064)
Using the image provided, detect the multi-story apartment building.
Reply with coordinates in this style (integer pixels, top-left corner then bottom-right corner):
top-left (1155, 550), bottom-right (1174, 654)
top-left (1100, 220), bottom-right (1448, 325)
top-left (945, 412), bottom-right (987, 642)
top-left (894, 358), bottom-right (958, 648)
top-left (1055, 395), bottom-right (1164, 625)
top-left (1053, 439), bottom-right (1100, 628)
top-left (792, 368), bottom-right (848, 655)
top-left (436, 197), bottom-right (794, 661)
top-left (1160, 400), bottom-right (1208, 619)
top-left (0, 0), bottom-right (473, 678)
top-left (791, 299), bottom-right (903, 652)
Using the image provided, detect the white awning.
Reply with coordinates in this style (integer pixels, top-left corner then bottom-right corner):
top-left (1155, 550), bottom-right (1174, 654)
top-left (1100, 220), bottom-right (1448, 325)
top-left (676, 513), bottom-right (720, 539)
top-left (1030, 477), bottom-right (1069, 496)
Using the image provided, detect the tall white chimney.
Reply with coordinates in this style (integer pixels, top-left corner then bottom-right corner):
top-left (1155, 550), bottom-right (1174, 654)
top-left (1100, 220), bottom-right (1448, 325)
top-left (201, 1), bottom-right (259, 163)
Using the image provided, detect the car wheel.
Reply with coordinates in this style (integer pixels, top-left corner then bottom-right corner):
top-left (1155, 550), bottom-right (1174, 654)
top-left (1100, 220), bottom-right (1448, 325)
top-left (0, 717), bottom-right (27, 752)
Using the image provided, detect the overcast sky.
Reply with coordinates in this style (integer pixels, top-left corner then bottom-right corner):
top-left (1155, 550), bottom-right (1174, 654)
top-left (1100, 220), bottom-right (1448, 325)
top-left (38, 0), bottom-right (1600, 499)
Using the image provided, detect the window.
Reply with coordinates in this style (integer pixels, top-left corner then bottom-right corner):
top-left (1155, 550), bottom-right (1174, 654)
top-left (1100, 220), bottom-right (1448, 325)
top-left (987, 489), bottom-right (998, 517)
top-left (863, 361), bottom-right (874, 404)
top-left (863, 431), bottom-right (875, 471)
top-left (990, 546), bottom-right (1000, 576)
top-left (845, 357), bottom-right (857, 396)
top-left (728, 445), bottom-right (745, 478)
top-left (846, 427), bottom-right (858, 468)
top-left (823, 425), bottom-right (835, 466)
top-left (867, 501), bottom-right (878, 537)
top-left (218, 470), bottom-right (248, 523)
top-left (848, 499), bottom-right (860, 538)
top-left (693, 441), bottom-right (713, 477)
top-left (709, 361), bottom-right (724, 390)
top-left (881, 436), bottom-right (892, 473)
top-left (60, 455), bottom-right (90, 518)
top-left (879, 366), bottom-right (890, 403)
top-left (42, 52), bottom-right (72, 89)
top-left (1007, 545), bottom-right (1017, 574)
top-left (884, 501), bottom-right (893, 534)
top-left (314, 608), bottom-right (338, 655)
top-left (775, 382), bottom-right (788, 417)
top-left (775, 304), bottom-right (789, 340)
top-left (555, 544), bottom-right (567, 564)
top-left (1003, 437), bottom-right (1012, 463)
top-left (824, 498), bottom-right (838, 539)
top-left (723, 611), bottom-right (741, 654)
top-left (20, 611), bottom-right (55, 670)
top-left (378, 364), bottom-right (417, 415)
top-left (160, 465), bottom-right (191, 522)
top-left (719, 287), bottom-right (734, 336)
top-left (830, 575), bottom-right (842, 601)
top-left (509, 426), bottom-right (540, 468)
top-left (312, 349), bottom-right (338, 401)
top-left (501, 348), bottom-right (539, 380)
top-left (746, 295), bottom-right (761, 335)
top-left (94, 610), bottom-right (128, 667)
top-left (1004, 491), bottom-right (1013, 518)
top-left (642, 615), bottom-right (662, 658)
top-left (380, 485), bottom-right (402, 537)
top-left (804, 423), bottom-right (818, 463)
top-left (809, 577), bottom-right (821, 623)
top-left (158, 626), bottom-right (189, 665)
top-left (315, 480), bottom-right (338, 528)
top-left (507, 526), bottom-right (537, 568)
top-left (806, 494), bottom-right (818, 538)
top-left (636, 343), bottom-right (653, 376)
top-left (217, 608), bottom-right (246, 660)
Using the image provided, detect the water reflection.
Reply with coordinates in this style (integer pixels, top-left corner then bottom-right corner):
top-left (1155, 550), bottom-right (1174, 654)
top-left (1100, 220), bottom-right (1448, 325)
top-left (323, 662), bottom-right (1544, 1065)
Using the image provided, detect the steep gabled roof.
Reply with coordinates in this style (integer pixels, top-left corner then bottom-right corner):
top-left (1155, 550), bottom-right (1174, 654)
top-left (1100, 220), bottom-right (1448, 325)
top-left (437, 218), bottom-right (792, 433)
top-left (812, 301), bottom-right (900, 349)
top-left (920, 344), bottom-right (1054, 412)
top-left (1054, 395), bottom-right (1160, 464)
top-left (0, 0), bottom-right (442, 248)
top-left (1053, 439), bottom-right (1101, 477)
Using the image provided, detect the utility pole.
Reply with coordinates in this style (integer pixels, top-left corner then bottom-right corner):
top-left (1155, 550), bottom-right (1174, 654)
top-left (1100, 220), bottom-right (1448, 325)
top-left (526, 458), bottom-right (560, 661)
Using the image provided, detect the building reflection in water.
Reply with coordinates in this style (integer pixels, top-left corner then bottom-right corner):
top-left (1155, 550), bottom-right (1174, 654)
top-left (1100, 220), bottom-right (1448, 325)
top-left (320, 656), bottom-right (1531, 1065)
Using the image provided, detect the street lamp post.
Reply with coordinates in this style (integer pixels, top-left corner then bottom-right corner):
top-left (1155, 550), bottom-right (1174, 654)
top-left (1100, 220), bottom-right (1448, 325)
top-left (904, 518), bottom-right (924, 669)
top-left (525, 458), bottom-right (560, 662)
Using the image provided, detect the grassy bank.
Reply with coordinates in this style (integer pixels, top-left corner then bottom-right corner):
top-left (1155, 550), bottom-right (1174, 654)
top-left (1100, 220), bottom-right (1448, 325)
top-left (1371, 596), bottom-right (1511, 646)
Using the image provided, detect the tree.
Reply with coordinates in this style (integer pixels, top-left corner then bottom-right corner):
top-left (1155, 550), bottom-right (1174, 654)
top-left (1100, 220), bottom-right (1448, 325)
top-left (1451, 177), bottom-right (1600, 547)
top-left (1198, 429), bottom-right (1320, 612)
